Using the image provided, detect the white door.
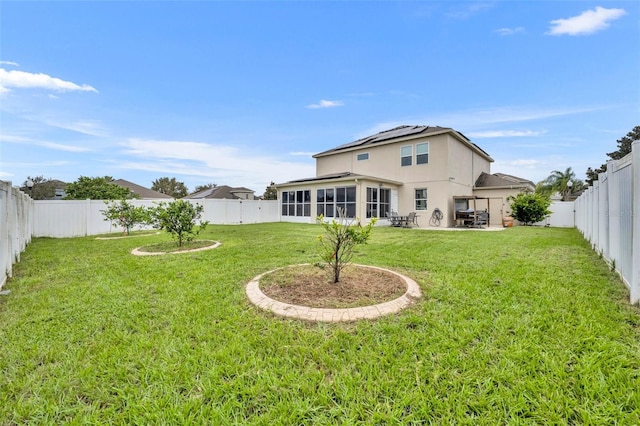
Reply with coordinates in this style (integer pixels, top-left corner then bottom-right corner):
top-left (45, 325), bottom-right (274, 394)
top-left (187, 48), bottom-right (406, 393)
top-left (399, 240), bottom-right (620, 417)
top-left (391, 189), bottom-right (399, 213)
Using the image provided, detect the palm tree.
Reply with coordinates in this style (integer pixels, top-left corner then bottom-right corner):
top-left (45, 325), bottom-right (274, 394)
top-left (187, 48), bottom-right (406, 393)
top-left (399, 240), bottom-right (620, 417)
top-left (541, 167), bottom-right (584, 201)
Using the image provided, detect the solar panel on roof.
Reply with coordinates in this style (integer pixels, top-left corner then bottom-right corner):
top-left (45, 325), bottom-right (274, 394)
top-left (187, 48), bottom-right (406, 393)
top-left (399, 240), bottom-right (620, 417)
top-left (369, 125), bottom-right (426, 143)
top-left (317, 125), bottom-right (454, 155)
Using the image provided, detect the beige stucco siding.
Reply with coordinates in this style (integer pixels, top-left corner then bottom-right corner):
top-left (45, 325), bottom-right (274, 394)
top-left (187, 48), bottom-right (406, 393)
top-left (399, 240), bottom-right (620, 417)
top-left (316, 154), bottom-right (352, 177)
top-left (447, 137), bottom-right (475, 187)
top-left (278, 178), bottom-right (403, 225)
top-left (316, 134), bottom-right (454, 183)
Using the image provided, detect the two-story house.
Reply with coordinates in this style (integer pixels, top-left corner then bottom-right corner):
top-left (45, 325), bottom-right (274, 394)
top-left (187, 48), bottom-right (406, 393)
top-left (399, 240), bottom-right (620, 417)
top-left (277, 125), bottom-right (533, 227)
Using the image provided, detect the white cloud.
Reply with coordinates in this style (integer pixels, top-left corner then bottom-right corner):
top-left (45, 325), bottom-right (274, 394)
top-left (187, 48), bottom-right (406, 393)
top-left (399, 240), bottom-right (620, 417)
top-left (359, 105), bottom-right (595, 141)
top-left (306, 100), bottom-right (344, 109)
top-left (492, 158), bottom-right (547, 182)
top-left (468, 130), bottom-right (545, 138)
top-left (0, 61), bottom-right (19, 67)
top-left (547, 7), bottom-right (626, 36)
top-left (39, 141), bottom-right (92, 152)
top-left (0, 133), bottom-right (92, 152)
top-left (495, 27), bottom-right (524, 36)
top-left (289, 151), bottom-right (316, 157)
top-left (0, 160), bottom-right (72, 178)
top-left (119, 138), bottom-right (315, 189)
top-left (426, 105), bottom-right (598, 128)
top-left (508, 159), bottom-right (542, 168)
top-left (44, 119), bottom-right (107, 137)
top-left (0, 134), bottom-right (31, 143)
top-left (0, 68), bottom-right (98, 94)
top-left (492, 152), bottom-right (588, 183)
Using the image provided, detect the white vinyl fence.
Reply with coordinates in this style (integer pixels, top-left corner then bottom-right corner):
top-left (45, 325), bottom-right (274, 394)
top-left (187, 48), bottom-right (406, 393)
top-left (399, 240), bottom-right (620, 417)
top-left (1, 181), bottom-right (33, 289)
top-left (536, 201), bottom-right (575, 228)
top-left (575, 140), bottom-right (640, 304)
top-left (32, 198), bottom-right (280, 238)
top-left (1, 192), bottom-right (278, 287)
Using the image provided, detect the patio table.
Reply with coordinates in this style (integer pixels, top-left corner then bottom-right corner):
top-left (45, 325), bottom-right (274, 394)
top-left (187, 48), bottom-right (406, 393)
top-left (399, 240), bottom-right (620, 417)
top-left (390, 214), bottom-right (418, 227)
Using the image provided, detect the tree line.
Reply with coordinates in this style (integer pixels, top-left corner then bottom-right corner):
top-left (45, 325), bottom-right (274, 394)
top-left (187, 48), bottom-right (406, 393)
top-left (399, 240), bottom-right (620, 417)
top-left (585, 125), bottom-right (639, 186)
top-left (20, 176), bottom-right (279, 200)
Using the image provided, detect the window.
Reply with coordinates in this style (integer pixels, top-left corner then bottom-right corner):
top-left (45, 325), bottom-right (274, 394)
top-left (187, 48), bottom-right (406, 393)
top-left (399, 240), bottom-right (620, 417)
top-left (317, 186), bottom-right (356, 218)
top-left (401, 145), bottom-right (412, 167)
top-left (366, 187), bottom-right (378, 218)
top-left (415, 188), bottom-right (428, 211)
top-left (357, 152), bottom-right (369, 161)
top-left (416, 143), bottom-right (429, 165)
top-left (366, 187), bottom-right (391, 218)
top-left (336, 186), bottom-right (357, 218)
top-left (317, 188), bottom-right (334, 217)
top-left (281, 189), bottom-right (311, 216)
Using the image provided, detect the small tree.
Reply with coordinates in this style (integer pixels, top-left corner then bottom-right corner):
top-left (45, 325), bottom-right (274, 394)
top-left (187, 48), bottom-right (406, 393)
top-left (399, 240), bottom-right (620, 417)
top-left (64, 176), bottom-right (134, 200)
top-left (101, 199), bottom-right (150, 235)
top-left (20, 176), bottom-right (59, 200)
top-left (263, 181), bottom-right (278, 200)
top-left (151, 177), bottom-right (189, 198)
top-left (148, 200), bottom-right (208, 246)
top-left (508, 193), bottom-right (551, 225)
top-left (317, 208), bottom-right (377, 283)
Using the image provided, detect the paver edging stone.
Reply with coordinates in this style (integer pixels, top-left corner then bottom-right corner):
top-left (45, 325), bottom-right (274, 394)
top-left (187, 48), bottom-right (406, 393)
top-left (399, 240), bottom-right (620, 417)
top-left (131, 240), bottom-right (221, 256)
top-left (246, 264), bottom-right (422, 322)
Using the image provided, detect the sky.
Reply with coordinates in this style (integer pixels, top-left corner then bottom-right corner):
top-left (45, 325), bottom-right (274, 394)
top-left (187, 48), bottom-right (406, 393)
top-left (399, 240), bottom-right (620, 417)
top-left (1, 1), bottom-right (638, 195)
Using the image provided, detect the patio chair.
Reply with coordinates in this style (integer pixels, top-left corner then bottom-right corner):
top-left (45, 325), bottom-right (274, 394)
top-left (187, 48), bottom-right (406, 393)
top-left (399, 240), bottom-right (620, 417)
top-left (387, 211), bottom-right (401, 227)
top-left (404, 212), bottom-right (417, 228)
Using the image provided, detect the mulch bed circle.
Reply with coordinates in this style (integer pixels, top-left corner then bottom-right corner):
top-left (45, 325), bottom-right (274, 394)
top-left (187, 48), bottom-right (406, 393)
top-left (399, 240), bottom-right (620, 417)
top-left (259, 263), bottom-right (409, 309)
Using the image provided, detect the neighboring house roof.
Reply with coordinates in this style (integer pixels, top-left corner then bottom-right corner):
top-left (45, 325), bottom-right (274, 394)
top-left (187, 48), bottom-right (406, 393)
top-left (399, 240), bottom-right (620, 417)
top-left (474, 172), bottom-right (535, 191)
top-left (48, 179), bottom-right (68, 188)
top-left (313, 125), bottom-right (494, 162)
top-left (278, 172), bottom-right (403, 187)
top-left (183, 185), bottom-right (255, 199)
top-left (112, 179), bottom-right (173, 199)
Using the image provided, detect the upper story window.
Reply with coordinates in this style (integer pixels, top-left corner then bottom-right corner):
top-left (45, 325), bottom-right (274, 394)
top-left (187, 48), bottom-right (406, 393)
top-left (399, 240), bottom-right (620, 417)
top-left (416, 143), bottom-right (429, 165)
top-left (357, 152), bottom-right (369, 161)
top-left (401, 145), bottom-right (412, 167)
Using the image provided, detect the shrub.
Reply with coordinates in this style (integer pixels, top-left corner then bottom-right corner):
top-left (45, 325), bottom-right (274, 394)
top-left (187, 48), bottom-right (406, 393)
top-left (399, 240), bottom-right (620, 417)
top-left (317, 207), bottom-right (377, 283)
top-left (101, 199), bottom-right (150, 235)
top-left (508, 192), bottom-right (551, 225)
top-left (148, 200), bottom-right (209, 247)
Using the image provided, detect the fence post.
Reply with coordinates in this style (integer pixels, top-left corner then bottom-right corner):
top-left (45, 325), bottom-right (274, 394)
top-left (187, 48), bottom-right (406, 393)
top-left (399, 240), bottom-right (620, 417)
top-left (607, 159), bottom-right (621, 273)
top-left (592, 180), bottom-right (600, 252)
top-left (598, 170), bottom-right (609, 260)
top-left (631, 141), bottom-right (640, 304)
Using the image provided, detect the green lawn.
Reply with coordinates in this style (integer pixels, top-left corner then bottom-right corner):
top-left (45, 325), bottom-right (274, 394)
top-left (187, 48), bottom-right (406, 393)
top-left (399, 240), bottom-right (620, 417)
top-left (1, 224), bottom-right (639, 424)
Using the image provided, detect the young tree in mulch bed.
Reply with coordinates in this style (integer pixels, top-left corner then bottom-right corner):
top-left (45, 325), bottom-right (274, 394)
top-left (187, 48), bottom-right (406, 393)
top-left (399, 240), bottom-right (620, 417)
top-left (317, 207), bottom-right (377, 283)
top-left (148, 200), bottom-right (209, 247)
top-left (101, 199), bottom-right (150, 235)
